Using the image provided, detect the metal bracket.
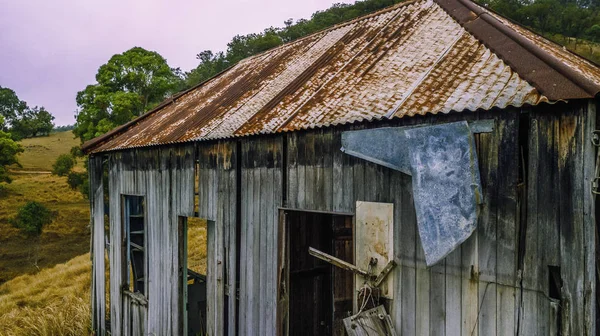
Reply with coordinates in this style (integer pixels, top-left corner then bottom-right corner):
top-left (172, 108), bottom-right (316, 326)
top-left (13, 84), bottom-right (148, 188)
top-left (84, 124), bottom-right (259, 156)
top-left (593, 177), bottom-right (600, 195)
top-left (592, 130), bottom-right (600, 147)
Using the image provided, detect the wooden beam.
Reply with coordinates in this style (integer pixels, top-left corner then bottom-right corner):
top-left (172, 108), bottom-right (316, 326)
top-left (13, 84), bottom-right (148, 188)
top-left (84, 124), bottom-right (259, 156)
top-left (308, 247), bottom-right (369, 277)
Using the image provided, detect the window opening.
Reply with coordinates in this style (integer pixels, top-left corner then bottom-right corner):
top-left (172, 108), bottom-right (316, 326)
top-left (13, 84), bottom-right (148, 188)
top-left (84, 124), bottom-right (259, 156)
top-left (123, 195), bottom-right (146, 295)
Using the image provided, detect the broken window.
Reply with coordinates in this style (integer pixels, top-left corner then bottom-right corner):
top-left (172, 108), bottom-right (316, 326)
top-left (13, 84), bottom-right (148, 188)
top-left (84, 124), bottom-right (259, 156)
top-left (123, 195), bottom-right (146, 295)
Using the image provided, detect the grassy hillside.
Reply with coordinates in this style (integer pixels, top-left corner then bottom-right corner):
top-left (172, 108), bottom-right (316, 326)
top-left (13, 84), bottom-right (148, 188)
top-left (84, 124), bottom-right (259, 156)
top-left (0, 130), bottom-right (208, 335)
top-left (15, 131), bottom-right (82, 172)
top-left (0, 131), bottom-right (90, 284)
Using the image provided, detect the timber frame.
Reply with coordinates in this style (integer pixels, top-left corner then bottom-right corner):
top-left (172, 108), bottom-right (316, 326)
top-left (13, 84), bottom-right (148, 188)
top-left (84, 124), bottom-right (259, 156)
top-left (90, 99), bottom-right (599, 335)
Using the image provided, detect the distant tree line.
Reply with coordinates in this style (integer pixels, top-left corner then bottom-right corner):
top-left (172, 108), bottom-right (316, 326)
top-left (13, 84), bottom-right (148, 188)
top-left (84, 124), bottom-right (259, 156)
top-left (53, 124), bottom-right (75, 133)
top-left (479, 0), bottom-right (600, 43)
top-left (183, 0), bottom-right (406, 89)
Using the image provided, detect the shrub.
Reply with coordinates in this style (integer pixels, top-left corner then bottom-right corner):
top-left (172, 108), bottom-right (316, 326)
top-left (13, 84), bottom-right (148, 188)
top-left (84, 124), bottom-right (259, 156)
top-left (10, 201), bottom-right (54, 237)
top-left (70, 145), bottom-right (84, 158)
top-left (67, 171), bottom-right (85, 190)
top-left (52, 154), bottom-right (76, 176)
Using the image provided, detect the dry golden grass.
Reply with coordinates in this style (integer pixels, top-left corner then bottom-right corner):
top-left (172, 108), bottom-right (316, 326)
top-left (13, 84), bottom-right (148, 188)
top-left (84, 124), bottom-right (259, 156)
top-left (0, 131), bottom-right (208, 335)
top-left (187, 217), bottom-right (208, 275)
top-left (15, 131), bottom-right (83, 172)
top-left (0, 173), bottom-right (90, 283)
top-left (0, 254), bottom-right (92, 336)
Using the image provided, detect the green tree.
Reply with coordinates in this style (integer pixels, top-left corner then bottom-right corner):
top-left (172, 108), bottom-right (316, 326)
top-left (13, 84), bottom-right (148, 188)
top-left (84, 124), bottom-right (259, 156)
top-left (11, 106), bottom-right (55, 139)
top-left (185, 50), bottom-right (229, 88)
top-left (0, 127), bottom-right (23, 183)
top-left (586, 24), bottom-right (600, 42)
top-left (0, 86), bottom-right (27, 131)
top-left (67, 171), bottom-right (86, 190)
top-left (52, 154), bottom-right (76, 177)
top-left (73, 47), bottom-right (183, 143)
top-left (10, 201), bottom-right (54, 236)
top-left (10, 201), bottom-right (55, 268)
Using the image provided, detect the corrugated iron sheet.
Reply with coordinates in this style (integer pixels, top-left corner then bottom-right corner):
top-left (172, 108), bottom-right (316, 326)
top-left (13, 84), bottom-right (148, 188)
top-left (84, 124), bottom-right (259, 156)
top-left (85, 0), bottom-right (600, 153)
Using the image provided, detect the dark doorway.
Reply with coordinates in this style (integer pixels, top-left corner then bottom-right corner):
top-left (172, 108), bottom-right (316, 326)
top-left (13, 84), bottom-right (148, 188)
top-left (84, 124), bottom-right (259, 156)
top-left (285, 210), bottom-right (354, 336)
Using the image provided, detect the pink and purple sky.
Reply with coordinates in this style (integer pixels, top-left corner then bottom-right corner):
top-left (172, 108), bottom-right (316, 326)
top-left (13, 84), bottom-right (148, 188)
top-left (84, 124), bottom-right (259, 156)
top-left (0, 0), bottom-right (353, 126)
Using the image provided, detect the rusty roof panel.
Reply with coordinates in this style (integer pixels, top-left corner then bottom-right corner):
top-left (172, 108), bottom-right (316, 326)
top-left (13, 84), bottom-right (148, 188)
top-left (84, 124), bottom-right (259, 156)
top-left (86, 0), bottom-right (600, 153)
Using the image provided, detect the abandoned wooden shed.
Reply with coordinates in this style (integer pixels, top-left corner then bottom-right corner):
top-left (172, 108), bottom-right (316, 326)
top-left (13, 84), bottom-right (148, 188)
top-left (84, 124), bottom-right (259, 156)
top-left (84, 0), bottom-right (600, 334)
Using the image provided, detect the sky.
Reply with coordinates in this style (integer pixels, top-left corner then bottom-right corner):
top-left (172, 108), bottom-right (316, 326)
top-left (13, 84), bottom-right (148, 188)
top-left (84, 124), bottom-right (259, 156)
top-left (0, 0), bottom-right (354, 126)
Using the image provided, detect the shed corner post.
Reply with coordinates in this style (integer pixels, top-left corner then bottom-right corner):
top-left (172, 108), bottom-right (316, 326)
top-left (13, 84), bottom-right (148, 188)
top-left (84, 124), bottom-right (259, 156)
top-left (584, 99), bottom-right (598, 336)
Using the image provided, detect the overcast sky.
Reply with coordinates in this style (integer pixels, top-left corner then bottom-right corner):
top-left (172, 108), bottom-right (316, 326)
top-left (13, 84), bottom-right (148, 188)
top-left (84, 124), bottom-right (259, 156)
top-left (0, 0), bottom-right (354, 126)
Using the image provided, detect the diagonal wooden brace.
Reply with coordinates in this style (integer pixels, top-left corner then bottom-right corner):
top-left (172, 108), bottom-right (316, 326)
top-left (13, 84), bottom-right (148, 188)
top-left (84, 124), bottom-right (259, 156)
top-left (308, 247), bottom-right (396, 286)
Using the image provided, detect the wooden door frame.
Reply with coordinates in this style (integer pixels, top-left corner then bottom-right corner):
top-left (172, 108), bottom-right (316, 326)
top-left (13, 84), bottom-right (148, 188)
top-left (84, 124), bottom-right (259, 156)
top-left (276, 208), bottom-right (354, 336)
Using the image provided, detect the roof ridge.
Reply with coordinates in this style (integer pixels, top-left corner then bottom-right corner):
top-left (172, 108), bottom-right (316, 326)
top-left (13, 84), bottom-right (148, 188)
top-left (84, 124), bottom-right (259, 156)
top-left (434, 0), bottom-right (600, 100)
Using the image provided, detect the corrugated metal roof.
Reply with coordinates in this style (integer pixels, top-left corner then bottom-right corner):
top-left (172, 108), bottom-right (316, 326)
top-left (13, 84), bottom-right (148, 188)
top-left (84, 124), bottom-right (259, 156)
top-left (84, 0), bottom-right (600, 153)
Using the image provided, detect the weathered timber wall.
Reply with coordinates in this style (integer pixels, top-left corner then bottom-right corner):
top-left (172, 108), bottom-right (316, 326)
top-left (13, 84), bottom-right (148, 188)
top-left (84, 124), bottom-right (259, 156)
top-left (92, 101), bottom-right (596, 335)
top-left (197, 141), bottom-right (237, 336)
top-left (102, 145), bottom-right (195, 335)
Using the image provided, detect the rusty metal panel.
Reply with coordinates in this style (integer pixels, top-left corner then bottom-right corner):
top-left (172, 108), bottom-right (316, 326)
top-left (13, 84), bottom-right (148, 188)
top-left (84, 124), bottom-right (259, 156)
top-left (355, 201), bottom-right (394, 298)
top-left (84, 0), bottom-right (600, 154)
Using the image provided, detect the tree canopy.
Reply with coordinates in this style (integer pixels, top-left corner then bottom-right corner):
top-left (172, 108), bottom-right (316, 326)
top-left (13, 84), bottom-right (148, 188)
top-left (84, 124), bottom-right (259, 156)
top-left (0, 127), bottom-right (23, 183)
top-left (73, 47), bottom-right (183, 143)
top-left (479, 0), bottom-right (600, 46)
top-left (0, 86), bottom-right (55, 139)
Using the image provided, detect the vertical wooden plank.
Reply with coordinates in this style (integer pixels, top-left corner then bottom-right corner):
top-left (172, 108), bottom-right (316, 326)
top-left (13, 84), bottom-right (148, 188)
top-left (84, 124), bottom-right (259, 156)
top-left (583, 101), bottom-right (597, 336)
top-left (559, 108), bottom-right (585, 336)
top-left (445, 248), bottom-right (462, 335)
top-left (252, 164), bottom-right (262, 334)
top-left (259, 166), bottom-right (268, 336)
top-left (90, 155), bottom-right (106, 336)
top-left (228, 143), bottom-right (238, 336)
top-left (332, 129), bottom-right (345, 213)
top-left (271, 141), bottom-right (283, 335)
top-left (415, 234), bottom-right (430, 336)
top-left (207, 219), bottom-right (217, 335)
top-left (297, 134), bottom-right (306, 210)
top-left (109, 153), bottom-right (123, 335)
top-left (477, 128), bottom-right (498, 336)
top-left (390, 170), bottom-right (403, 333)
top-left (305, 132), bottom-right (316, 210)
top-left (461, 225), bottom-right (478, 335)
top-left (430, 260), bottom-right (446, 336)
top-left (216, 145), bottom-right (226, 336)
top-left (495, 116), bottom-right (518, 336)
top-left (239, 160), bottom-right (250, 336)
top-left (520, 113), bottom-right (540, 336)
top-left (287, 133), bottom-right (298, 209)
top-left (353, 160), bottom-right (365, 203)
top-left (399, 173), bottom-right (417, 335)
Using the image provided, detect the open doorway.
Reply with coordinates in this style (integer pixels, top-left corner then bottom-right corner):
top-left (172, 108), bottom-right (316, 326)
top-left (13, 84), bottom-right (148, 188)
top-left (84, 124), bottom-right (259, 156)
top-left (179, 217), bottom-right (209, 336)
top-left (282, 210), bottom-right (354, 336)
